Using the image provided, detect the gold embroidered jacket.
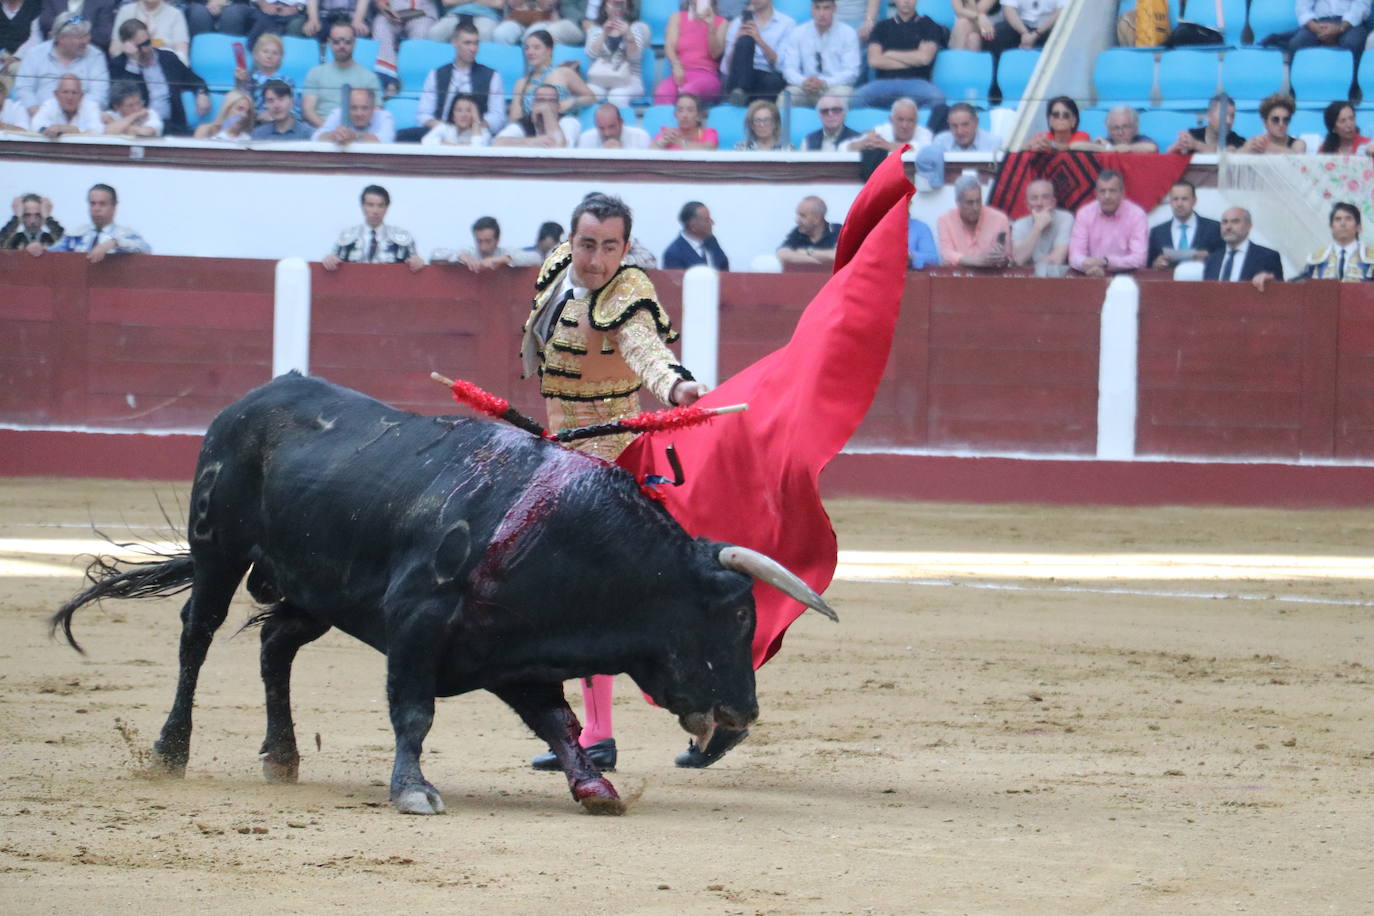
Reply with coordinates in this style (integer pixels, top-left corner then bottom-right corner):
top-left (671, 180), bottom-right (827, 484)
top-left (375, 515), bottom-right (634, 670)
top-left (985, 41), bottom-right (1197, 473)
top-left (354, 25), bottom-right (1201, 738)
top-left (1302, 243), bottom-right (1374, 281)
top-left (519, 241), bottom-right (693, 458)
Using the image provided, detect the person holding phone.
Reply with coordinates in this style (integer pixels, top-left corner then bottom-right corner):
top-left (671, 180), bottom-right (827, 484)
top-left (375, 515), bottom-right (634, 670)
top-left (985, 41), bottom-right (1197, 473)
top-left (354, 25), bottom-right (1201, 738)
top-left (937, 173), bottom-right (1010, 269)
top-left (653, 0), bottom-right (728, 104)
top-left (720, 0), bottom-right (795, 105)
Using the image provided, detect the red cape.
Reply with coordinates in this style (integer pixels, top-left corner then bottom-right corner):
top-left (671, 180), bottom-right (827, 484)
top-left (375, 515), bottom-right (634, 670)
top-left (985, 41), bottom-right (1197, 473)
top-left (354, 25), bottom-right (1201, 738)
top-left (618, 149), bottom-right (914, 668)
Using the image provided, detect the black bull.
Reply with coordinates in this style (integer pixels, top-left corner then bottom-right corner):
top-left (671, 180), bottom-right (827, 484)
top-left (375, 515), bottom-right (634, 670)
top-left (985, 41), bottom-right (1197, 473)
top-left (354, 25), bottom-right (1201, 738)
top-left (52, 374), bottom-right (835, 815)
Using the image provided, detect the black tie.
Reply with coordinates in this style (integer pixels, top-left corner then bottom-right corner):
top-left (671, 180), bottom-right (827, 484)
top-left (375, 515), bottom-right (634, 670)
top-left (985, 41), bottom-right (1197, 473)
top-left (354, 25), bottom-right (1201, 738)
top-left (1338, 249), bottom-right (1347, 279)
top-left (1220, 249), bottom-right (1235, 282)
top-left (367, 229), bottom-right (378, 262)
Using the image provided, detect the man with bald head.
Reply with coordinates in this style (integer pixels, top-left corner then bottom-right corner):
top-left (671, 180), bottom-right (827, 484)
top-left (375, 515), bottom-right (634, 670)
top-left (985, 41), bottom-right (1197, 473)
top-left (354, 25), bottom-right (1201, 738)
top-left (1010, 178), bottom-right (1072, 268)
top-left (29, 73), bottom-right (104, 137)
top-left (312, 87), bottom-right (395, 143)
top-left (1079, 105), bottom-right (1157, 153)
top-left (777, 195), bottom-right (842, 265)
top-left (576, 103), bottom-right (650, 149)
top-left (849, 96), bottom-right (930, 151)
top-left (1203, 207), bottom-right (1283, 291)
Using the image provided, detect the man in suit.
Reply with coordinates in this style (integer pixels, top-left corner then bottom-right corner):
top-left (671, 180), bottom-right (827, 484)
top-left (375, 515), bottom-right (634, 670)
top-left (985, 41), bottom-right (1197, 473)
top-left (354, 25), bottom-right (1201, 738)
top-left (1203, 206), bottom-right (1283, 291)
top-left (663, 201), bottom-right (730, 271)
top-left (107, 17), bottom-right (209, 136)
top-left (1148, 180), bottom-right (1222, 271)
top-left (802, 93), bottom-right (860, 151)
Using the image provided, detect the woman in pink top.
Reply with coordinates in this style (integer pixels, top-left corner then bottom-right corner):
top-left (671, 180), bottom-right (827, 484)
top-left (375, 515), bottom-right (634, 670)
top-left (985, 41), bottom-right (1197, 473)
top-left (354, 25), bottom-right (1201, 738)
top-left (653, 0), bottom-right (729, 105)
top-left (651, 92), bottom-right (719, 149)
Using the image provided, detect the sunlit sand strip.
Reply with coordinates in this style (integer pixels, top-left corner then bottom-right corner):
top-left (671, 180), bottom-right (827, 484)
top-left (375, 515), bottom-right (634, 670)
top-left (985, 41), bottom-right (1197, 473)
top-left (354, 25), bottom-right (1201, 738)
top-left (836, 550), bottom-right (1374, 582)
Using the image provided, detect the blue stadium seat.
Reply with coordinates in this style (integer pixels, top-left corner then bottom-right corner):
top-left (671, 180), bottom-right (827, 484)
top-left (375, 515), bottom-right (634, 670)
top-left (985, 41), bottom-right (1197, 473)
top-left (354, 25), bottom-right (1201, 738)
top-left (773, 0), bottom-right (812, 24)
top-left (1177, 0), bottom-right (1246, 46)
top-left (1289, 47), bottom-right (1353, 108)
top-left (1357, 51), bottom-right (1374, 103)
top-left (640, 0), bottom-right (675, 47)
top-left (396, 39), bottom-right (451, 97)
top-left (706, 103), bottom-right (746, 149)
top-left (996, 49), bottom-right (1039, 105)
top-left (190, 33), bottom-right (239, 92)
top-left (1138, 109), bottom-right (1195, 148)
top-left (846, 108), bottom-right (889, 132)
top-left (639, 103), bottom-right (677, 136)
top-left (1094, 48), bottom-right (1154, 107)
top-left (1289, 108), bottom-right (1326, 138)
top-left (578, 103), bottom-right (634, 128)
top-left (475, 43), bottom-right (525, 94)
top-left (353, 36), bottom-right (380, 72)
top-left (1078, 107), bottom-right (1109, 142)
top-left (920, 0), bottom-right (955, 30)
top-left (1233, 109), bottom-right (1262, 140)
top-left (1220, 48), bottom-right (1285, 109)
top-left (280, 36), bottom-right (320, 86)
top-left (932, 50), bottom-right (993, 105)
top-left (384, 96), bottom-right (419, 130)
top-left (1156, 49), bottom-right (1220, 110)
top-left (181, 90), bottom-right (225, 131)
top-left (552, 45), bottom-right (587, 71)
top-left (1245, 0), bottom-right (1300, 46)
top-left (1114, 0), bottom-right (1182, 46)
top-left (786, 106), bottom-right (821, 146)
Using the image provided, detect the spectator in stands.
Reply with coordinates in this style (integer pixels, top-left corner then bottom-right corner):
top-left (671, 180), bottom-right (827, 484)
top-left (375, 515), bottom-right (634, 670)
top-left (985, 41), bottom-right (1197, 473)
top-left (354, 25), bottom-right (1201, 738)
top-left (1302, 201), bottom-right (1374, 280)
top-left (494, 81), bottom-right (580, 145)
top-left (1, 0), bottom-right (42, 82)
top-left (779, 0), bottom-right (861, 107)
top-left (1148, 179), bottom-right (1221, 271)
top-left (47, 183), bottom-right (151, 261)
top-left (313, 85), bottom-right (395, 141)
top-left (776, 195), bottom-right (841, 266)
top-left (928, 100), bottom-right (997, 151)
top-left (849, 96), bottom-right (930, 151)
top-left (186, 0), bottom-right (254, 39)
top-left (523, 219), bottom-right (563, 259)
top-left (104, 80), bottom-right (164, 136)
top-left (235, 31), bottom-right (296, 119)
top-left (2, 194), bottom-right (63, 253)
top-left (367, 0), bottom-right (439, 90)
top-left (14, 14), bottom-right (109, 113)
top-left (992, 0), bottom-right (1063, 54)
top-left (907, 216), bottom-right (938, 269)
top-left (37, 0), bottom-right (116, 52)
top-left (31, 72), bottom-right (103, 136)
top-left (1025, 95), bottom-right (1087, 151)
top-left (1077, 105), bottom-right (1157, 153)
top-left (1204, 206), bottom-right (1284, 290)
top-left (410, 21), bottom-right (505, 141)
top-left (937, 174), bottom-right (1009, 268)
top-left (429, 0), bottom-right (503, 42)
top-left (736, 98), bottom-right (789, 149)
top-left (1009, 178), bottom-right (1072, 269)
top-left (112, 0), bottom-right (190, 63)
top-left (250, 78), bottom-right (315, 138)
top-left (323, 184), bottom-right (424, 271)
top-left (850, 0), bottom-right (945, 113)
top-left (801, 92), bottom-right (860, 150)
top-left (1317, 100), bottom-right (1370, 153)
top-left (663, 200), bottom-right (730, 270)
top-left (949, 0), bottom-right (999, 51)
top-left (492, 0), bottom-right (584, 46)
top-left (507, 29), bottom-right (595, 123)
top-left (303, 20), bottom-right (381, 127)
top-left (432, 215), bottom-right (524, 267)
top-left (1069, 168), bottom-right (1147, 277)
top-left (421, 91), bottom-right (493, 144)
top-left (721, 0), bottom-right (795, 105)
top-left (1285, 0), bottom-right (1369, 55)
top-left (109, 18), bottom-right (211, 135)
top-left (650, 91), bottom-right (718, 148)
top-left (195, 88), bottom-right (257, 140)
top-left (1241, 93), bottom-right (1306, 155)
top-left (577, 100), bottom-right (649, 147)
top-left (584, 0), bottom-right (650, 105)
top-left (653, 0), bottom-right (727, 105)
top-left (253, 0), bottom-right (311, 45)
top-left (0, 97), bottom-right (29, 130)
top-left (1167, 93), bottom-right (1244, 154)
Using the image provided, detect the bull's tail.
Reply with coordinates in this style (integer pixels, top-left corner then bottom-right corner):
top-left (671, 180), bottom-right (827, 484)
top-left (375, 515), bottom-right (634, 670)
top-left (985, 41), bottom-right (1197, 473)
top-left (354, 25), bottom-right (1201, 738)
top-left (51, 551), bottom-right (196, 654)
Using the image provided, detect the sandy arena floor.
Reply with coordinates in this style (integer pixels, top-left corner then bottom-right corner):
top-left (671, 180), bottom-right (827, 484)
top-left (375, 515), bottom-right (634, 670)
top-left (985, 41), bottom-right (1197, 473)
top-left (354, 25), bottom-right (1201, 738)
top-left (0, 477), bottom-right (1370, 914)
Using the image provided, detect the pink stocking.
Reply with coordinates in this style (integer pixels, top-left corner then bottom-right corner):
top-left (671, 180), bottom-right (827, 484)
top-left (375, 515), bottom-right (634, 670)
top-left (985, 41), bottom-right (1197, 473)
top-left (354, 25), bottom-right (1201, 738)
top-left (578, 675), bottom-right (614, 746)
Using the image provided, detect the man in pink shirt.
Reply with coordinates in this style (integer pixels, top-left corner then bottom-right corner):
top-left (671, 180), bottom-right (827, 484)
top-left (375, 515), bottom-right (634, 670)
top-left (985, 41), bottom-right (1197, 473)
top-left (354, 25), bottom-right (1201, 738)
top-left (1069, 169), bottom-right (1147, 277)
top-left (938, 174), bottom-right (1010, 268)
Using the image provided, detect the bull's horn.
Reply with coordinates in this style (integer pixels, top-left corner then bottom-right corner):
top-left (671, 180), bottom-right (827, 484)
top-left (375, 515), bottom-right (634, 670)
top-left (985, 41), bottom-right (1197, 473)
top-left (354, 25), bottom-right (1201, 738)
top-left (717, 546), bottom-right (838, 622)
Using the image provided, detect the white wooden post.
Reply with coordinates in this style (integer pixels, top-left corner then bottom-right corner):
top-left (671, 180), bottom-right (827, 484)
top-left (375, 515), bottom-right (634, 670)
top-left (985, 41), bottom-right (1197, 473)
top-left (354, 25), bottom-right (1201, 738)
top-left (273, 257), bottom-right (311, 377)
top-left (680, 265), bottom-right (720, 389)
top-left (1097, 275), bottom-right (1139, 460)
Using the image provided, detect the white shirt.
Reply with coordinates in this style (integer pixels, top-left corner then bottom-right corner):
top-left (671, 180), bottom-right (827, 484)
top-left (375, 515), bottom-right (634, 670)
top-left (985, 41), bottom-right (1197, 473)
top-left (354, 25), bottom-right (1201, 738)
top-left (1218, 239), bottom-right (1249, 281)
top-left (778, 20), bottom-right (862, 89)
top-left (113, 0), bottom-right (190, 63)
top-left (30, 95), bottom-right (104, 133)
top-left (312, 107), bottom-right (397, 143)
top-left (416, 64), bottom-right (506, 134)
top-left (122, 54), bottom-right (173, 121)
top-left (420, 122), bottom-right (492, 146)
top-left (1003, 0), bottom-right (1066, 30)
top-left (1, 97), bottom-right (29, 131)
top-left (104, 105), bottom-right (165, 136)
top-left (13, 40), bottom-right (110, 109)
top-left (495, 115), bottom-right (582, 147)
top-left (875, 121), bottom-right (933, 147)
top-left (576, 124), bottom-right (651, 149)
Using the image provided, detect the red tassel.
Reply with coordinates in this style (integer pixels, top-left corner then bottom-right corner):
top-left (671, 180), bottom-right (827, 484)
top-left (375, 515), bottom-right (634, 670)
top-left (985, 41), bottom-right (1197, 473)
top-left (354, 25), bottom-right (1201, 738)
top-left (617, 405), bottom-right (715, 434)
top-left (448, 378), bottom-right (510, 419)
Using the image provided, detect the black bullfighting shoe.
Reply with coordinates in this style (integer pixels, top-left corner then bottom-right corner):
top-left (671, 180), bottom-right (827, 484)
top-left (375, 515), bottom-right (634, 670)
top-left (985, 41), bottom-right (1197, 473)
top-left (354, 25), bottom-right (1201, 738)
top-left (530, 738), bottom-right (617, 772)
top-left (673, 727), bottom-right (750, 768)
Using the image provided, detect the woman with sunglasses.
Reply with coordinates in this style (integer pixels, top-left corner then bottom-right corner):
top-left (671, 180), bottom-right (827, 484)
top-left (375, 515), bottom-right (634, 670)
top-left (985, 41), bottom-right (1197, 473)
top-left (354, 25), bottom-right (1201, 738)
top-left (1318, 101), bottom-right (1371, 155)
top-left (1024, 96), bottom-right (1086, 151)
top-left (1243, 93), bottom-right (1305, 154)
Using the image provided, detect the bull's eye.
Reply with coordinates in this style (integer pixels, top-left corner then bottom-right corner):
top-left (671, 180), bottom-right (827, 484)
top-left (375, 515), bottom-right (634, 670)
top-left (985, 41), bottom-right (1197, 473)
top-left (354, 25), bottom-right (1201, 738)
top-left (736, 607), bottom-right (748, 625)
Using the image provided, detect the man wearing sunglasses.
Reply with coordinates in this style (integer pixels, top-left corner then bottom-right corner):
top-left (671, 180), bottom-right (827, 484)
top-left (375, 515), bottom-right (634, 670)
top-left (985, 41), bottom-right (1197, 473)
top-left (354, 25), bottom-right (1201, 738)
top-left (302, 19), bottom-right (381, 126)
top-left (800, 93), bottom-right (859, 150)
top-left (108, 17), bottom-right (211, 134)
top-left (37, 0), bottom-right (117, 51)
top-left (13, 13), bottom-right (108, 112)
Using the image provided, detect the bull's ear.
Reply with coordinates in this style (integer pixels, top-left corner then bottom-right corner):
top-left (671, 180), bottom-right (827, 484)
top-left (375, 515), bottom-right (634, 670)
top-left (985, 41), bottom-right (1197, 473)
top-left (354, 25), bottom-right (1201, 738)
top-left (717, 546), bottom-right (838, 622)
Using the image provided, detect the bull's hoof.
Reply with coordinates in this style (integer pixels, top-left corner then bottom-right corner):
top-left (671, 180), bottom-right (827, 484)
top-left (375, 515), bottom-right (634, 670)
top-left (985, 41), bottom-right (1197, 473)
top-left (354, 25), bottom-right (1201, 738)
top-left (393, 786), bottom-right (446, 815)
top-left (261, 755), bottom-right (299, 783)
top-left (573, 777), bottom-right (624, 816)
top-left (148, 743), bottom-right (187, 778)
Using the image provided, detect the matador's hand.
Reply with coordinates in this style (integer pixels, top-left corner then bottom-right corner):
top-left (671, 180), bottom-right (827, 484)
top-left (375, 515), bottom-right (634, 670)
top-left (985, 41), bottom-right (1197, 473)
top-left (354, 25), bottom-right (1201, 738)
top-left (672, 380), bottom-right (709, 406)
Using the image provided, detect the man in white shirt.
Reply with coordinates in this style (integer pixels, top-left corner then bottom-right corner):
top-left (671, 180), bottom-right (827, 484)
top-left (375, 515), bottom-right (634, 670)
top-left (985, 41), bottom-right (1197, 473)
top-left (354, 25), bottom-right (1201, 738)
top-left (993, 0), bottom-right (1064, 53)
top-left (13, 14), bottom-right (109, 112)
top-left (104, 80), bottom-right (164, 136)
top-left (1288, 0), bottom-right (1369, 54)
top-left (30, 72), bottom-right (104, 136)
top-left (410, 20), bottom-right (505, 140)
top-left (778, 0), bottom-right (860, 107)
top-left (312, 87), bottom-right (396, 143)
top-left (45, 183), bottom-right (152, 262)
top-left (927, 101), bottom-right (998, 152)
top-left (848, 95), bottom-right (929, 151)
top-left (322, 184), bottom-right (425, 270)
top-left (721, 0), bottom-right (795, 105)
top-left (576, 102), bottom-right (649, 149)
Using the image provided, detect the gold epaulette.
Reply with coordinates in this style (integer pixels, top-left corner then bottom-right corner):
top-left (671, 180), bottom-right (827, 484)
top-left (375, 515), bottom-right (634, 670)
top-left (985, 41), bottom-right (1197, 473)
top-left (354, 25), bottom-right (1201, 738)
top-left (1306, 248), bottom-right (1330, 265)
top-left (534, 241), bottom-right (573, 294)
top-left (587, 265), bottom-right (677, 341)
